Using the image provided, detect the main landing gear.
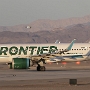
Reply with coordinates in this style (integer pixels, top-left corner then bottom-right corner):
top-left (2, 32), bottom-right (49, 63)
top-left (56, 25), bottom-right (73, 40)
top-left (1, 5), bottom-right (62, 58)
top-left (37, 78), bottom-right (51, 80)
top-left (36, 58), bottom-right (46, 71)
top-left (37, 64), bottom-right (46, 71)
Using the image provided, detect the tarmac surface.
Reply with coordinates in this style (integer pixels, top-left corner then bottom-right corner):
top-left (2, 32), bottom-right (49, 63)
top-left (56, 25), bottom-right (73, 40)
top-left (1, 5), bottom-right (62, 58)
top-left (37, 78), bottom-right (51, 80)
top-left (0, 61), bottom-right (90, 90)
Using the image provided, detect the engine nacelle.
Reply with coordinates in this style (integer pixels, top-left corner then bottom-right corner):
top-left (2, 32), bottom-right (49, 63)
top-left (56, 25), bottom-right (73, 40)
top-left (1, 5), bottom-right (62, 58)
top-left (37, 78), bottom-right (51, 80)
top-left (8, 58), bottom-right (30, 69)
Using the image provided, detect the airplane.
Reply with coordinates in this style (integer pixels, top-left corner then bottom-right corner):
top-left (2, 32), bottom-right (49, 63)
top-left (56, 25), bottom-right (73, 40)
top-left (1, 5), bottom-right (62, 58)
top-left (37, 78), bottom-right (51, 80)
top-left (0, 39), bottom-right (76, 71)
top-left (1, 39), bottom-right (90, 71)
top-left (55, 40), bottom-right (60, 44)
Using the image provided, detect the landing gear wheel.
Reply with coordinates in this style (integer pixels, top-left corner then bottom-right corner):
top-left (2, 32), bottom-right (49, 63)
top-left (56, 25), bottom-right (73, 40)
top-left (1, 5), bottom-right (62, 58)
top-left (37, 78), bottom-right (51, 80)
top-left (37, 65), bottom-right (46, 71)
top-left (40, 66), bottom-right (46, 71)
top-left (37, 65), bottom-right (40, 71)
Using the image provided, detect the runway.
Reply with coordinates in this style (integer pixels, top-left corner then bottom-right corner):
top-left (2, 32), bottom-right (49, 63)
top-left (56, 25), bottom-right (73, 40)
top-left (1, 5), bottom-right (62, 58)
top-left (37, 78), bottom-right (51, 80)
top-left (1, 62), bottom-right (90, 90)
top-left (0, 67), bottom-right (90, 81)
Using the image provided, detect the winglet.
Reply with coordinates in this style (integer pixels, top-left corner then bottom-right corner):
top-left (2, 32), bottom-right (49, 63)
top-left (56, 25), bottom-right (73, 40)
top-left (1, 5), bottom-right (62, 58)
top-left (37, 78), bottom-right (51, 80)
top-left (55, 40), bottom-right (60, 44)
top-left (66, 39), bottom-right (76, 51)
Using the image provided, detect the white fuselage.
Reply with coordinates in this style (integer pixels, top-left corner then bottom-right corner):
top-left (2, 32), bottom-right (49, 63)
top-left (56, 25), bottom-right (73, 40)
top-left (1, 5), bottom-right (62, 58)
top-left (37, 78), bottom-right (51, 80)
top-left (0, 43), bottom-right (90, 63)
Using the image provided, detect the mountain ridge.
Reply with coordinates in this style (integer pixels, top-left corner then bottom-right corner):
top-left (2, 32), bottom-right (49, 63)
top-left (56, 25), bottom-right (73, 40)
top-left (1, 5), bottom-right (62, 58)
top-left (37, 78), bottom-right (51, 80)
top-left (0, 15), bottom-right (90, 32)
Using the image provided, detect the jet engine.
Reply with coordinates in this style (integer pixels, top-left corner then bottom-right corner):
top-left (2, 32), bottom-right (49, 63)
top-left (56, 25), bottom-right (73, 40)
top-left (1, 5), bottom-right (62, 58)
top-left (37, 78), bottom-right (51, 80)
top-left (8, 58), bottom-right (33, 69)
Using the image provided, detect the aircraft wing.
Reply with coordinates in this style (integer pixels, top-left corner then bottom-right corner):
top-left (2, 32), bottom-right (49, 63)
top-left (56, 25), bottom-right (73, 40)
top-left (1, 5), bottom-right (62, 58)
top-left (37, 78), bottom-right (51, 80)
top-left (62, 50), bottom-right (90, 59)
top-left (47, 54), bottom-right (85, 63)
top-left (62, 55), bottom-right (84, 59)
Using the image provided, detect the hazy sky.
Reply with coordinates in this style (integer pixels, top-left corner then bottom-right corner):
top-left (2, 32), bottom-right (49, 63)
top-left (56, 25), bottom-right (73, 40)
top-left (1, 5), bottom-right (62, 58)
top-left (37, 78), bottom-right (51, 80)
top-left (0, 0), bottom-right (90, 26)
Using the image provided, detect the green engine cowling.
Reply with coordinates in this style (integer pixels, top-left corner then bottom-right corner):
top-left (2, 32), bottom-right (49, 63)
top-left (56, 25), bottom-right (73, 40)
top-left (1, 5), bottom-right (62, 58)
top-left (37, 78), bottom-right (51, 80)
top-left (10, 58), bottom-right (30, 69)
